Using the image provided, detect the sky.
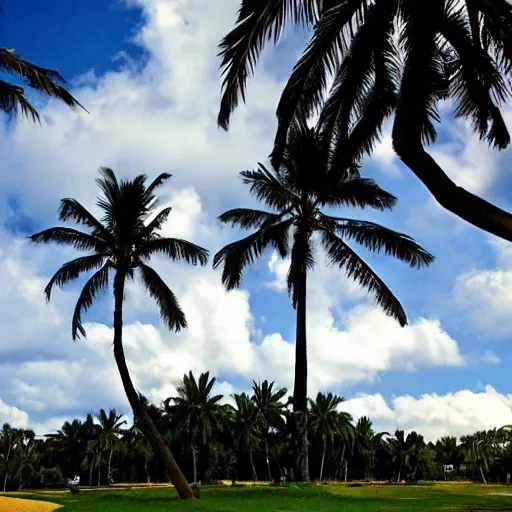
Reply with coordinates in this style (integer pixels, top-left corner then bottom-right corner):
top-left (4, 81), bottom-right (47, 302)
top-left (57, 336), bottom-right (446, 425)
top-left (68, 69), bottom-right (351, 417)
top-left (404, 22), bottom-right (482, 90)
top-left (0, 0), bottom-right (512, 442)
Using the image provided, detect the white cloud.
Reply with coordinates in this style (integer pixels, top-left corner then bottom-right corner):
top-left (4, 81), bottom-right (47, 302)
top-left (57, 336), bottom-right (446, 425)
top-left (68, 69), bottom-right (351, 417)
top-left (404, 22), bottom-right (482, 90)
top-left (341, 386), bottom-right (512, 442)
top-left (483, 350), bottom-right (501, 365)
top-left (0, 399), bottom-right (29, 428)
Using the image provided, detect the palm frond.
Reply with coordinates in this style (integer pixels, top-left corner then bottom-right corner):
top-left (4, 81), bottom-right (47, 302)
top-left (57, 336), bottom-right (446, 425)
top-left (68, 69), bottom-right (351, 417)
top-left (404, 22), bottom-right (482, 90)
top-left (213, 219), bottom-right (293, 290)
top-left (137, 238), bottom-right (209, 265)
top-left (240, 164), bottom-right (298, 210)
top-left (218, 0), bottom-right (307, 130)
top-left (0, 49), bottom-right (86, 112)
top-left (141, 207), bottom-right (173, 239)
top-left (218, 208), bottom-right (286, 229)
top-left (441, 2), bottom-right (510, 148)
top-left (0, 80), bottom-right (39, 122)
top-left (321, 229), bottom-right (407, 326)
top-left (319, 176), bottom-right (397, 210)
top-left (44, 254), bottom-right (106, 302)
top-left (395, 0), bottom-right (449, 145)
top-left (138, 263), bottom-right (187, 332)
top-left (29, 227), bottom-right (108, 253)
top-left (318, 0), bottom-right (397, 154)
top-left (272, 0), bottom-right (366, 166)
top-left (58, 198), bottom-right (113, 245)
top-left (326, 217), bottom-right (434, 268)
top-left (71, 264), bottom-right (110, 340)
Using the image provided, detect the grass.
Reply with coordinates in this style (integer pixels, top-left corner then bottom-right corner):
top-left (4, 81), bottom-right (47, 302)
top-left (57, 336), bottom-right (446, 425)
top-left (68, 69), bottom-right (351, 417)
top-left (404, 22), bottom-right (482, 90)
top-left (2, 482), bottom-right (512, 512)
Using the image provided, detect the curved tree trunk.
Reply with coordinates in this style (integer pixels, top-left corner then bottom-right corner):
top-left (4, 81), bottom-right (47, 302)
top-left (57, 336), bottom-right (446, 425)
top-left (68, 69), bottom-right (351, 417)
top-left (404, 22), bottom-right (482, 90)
top-left (292, 249), bottom-right (310, 482)
top-left (393, 106), bottom-right (512, 242)
top-left (113, 271), bottom-right (193, 499)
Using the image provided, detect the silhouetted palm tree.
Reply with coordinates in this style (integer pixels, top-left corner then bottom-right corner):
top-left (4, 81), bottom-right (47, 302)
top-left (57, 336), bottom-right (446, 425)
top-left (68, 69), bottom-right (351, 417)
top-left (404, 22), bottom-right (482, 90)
top-left (389, 430), bottom-right (426, 482)
top-left (251, 380), bottom-right (287, 482)
top-left (30, 169), bottom-right (209, 499)
top-left (164, 371), bottom-right (228, 483)
top-left (218, 0), bottom-right (512, 242)
top-left (214, 123), bottom-right (433, 481)
top-left (308, 392), bottom-right (345, 481)
top-left (95, 409), bottom-right (126, 484)
top-left (232, 392), bottom-right (262, 481)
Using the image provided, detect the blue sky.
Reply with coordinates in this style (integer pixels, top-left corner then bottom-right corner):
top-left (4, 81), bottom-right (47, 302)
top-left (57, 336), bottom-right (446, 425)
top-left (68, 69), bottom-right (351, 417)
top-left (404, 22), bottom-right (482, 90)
top-left (0, 0), bottom-right (511, 441)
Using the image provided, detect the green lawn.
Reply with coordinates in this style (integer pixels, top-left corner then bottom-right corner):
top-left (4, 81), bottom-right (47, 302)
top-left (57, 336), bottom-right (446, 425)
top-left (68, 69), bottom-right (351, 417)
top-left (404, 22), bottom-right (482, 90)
top-left (4, 482), bottom-right (512, 511)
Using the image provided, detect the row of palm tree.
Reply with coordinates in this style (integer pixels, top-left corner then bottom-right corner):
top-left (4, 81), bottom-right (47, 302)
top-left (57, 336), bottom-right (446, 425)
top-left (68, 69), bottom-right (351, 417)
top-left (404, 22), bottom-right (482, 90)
top-left (29, 123), bottom-right (434, 494)
top-left (3, 374), bottom-right (512, 490)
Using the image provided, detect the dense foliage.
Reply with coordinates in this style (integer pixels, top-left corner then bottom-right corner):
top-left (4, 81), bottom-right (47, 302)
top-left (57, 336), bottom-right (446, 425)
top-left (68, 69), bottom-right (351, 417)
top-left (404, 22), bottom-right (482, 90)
top-left (2, 373), bottom-right (511, 491)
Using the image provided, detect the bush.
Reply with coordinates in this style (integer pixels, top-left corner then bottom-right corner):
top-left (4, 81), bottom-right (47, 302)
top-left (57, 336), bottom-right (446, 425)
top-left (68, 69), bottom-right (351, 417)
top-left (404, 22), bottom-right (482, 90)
top-left (39, 466), bottom-right (64, 488)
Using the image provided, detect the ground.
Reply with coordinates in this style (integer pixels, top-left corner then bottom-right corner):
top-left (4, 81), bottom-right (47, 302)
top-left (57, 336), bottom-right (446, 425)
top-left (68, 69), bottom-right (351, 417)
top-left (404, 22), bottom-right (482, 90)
top-left (1, 482), bottom-right (512, 511)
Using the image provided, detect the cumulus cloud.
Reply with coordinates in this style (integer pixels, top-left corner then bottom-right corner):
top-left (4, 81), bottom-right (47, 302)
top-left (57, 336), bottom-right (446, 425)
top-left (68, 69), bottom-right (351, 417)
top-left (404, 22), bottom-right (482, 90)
top-left (341, 385), bottom-right (512, 442)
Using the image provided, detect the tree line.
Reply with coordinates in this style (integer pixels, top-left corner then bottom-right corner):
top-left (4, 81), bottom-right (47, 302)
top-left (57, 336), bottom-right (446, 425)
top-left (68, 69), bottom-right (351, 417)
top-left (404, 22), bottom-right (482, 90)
top-left (1, 371), bottom-right (511, 491)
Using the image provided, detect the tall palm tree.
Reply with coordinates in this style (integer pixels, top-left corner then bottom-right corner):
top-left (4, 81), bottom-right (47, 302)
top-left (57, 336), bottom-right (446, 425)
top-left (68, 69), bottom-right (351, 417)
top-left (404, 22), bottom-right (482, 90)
top-left (435, 436), bottom-right (465, 478)
top-left (214, 124), bottom-right (433, 481)
top-left (163, 371), bottom-right (228, 484)
top-left (30, 168), bottom-right (209, 499)
top-left (217, 0), bottom-right (512, 242)
top-left (251, 380), bottom-right (287, 482)
top-left (308, 392), bottom-right (345, 481)
top-left (231, 392), bottom-right (262, 481)
top-left (95, 409), bottom-right (127, 485)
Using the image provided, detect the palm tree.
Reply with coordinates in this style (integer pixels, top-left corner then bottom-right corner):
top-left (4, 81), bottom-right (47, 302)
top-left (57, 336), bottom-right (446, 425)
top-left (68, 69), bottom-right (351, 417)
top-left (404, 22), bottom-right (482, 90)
top-left (0, 42), bottom-right (84, 121)
top-left (308, 392), bottom-right (347, 481)
top-left (217, 0), bottom-right (512, 242)
top-left (389, 430), bottom-right (426, 482)
top-left (435, 436), bottom-right (465, 478)
top-left (95, 409), bottom-right (127, 485)
top-left (251, 380), bottom-right (287, 482)
top-left (214, 124), bottom-right (433, 481)
top-left (30, 168), bottom-right (209, 499)
top-left (163, 371), bottom-right (227, 484)
top-left (232, 392), bottom-right (261, 481)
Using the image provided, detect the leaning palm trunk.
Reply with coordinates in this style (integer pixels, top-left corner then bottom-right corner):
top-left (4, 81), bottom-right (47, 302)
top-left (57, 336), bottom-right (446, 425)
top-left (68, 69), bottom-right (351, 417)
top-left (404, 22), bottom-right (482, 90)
top-left (113, 272), bottom-right (194, 499)
top-left (249, 447), bottom-right (258, 481)
top-left (293, 253), bottom-right (310, 482)
top-left (319, 441), bottom-right (327, 481)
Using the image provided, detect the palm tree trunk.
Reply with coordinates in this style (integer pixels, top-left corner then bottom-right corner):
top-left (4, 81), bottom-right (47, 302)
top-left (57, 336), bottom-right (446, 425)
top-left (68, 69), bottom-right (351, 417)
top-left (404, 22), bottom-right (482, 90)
top-left (191, 445), bottom-right (197, 484)
top-left (319, 441), bottom-right (327, 481)
top-left (339, 443), bottom-right (346, 482)
top-left (249, 448), bottom-right (258, 481)
top-left (88, 461), bottom-right (93, 487)
top-left (292, 253), bottom-right (310, 483)
top-left (112, 270), bottom-right (193, 499)
top-left (392, 110), bottom-right (512, 243)
top-left (397, 461), bottom-right (403, 483)
top-left (108, 449), bottom-right (113, 484)
top-left (344, 460), bottom-right (348, 483)
top-left (98, 466), bottom-right (101, 487)
top-left (264, 436), bottom-right (272, 482)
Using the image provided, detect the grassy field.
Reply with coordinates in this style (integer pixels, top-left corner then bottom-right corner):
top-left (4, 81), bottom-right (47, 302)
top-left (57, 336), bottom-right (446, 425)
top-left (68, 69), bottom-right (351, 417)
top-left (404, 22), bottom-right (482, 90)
top-left (2, 482), bottom-right (512, 511)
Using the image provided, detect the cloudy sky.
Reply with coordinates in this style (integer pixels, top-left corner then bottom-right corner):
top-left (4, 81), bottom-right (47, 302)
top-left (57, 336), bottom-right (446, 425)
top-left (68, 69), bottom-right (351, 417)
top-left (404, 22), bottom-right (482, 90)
top-left (0, 0), bottom-right (512, 442)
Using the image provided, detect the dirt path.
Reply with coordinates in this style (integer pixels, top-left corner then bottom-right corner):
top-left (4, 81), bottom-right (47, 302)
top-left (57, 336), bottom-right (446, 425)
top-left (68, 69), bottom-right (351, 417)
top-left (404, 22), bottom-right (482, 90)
top-left (0, 497), bottom-right (62, 512)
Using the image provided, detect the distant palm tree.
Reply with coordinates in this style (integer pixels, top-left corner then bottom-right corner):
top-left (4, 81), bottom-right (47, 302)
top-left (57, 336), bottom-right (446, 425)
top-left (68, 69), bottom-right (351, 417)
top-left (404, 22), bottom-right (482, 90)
top-left (164, 371), bottom-right (228, 483)
top-left (232, 392), bottom-right (262, 481)
top-left (30, 168), bottom-right (209, 499)
top-left (95, 409), bottom-right (126, 485)
top-left (251, 380), bottom-right (287, 482)
top-left (435, 436), bottom-right (465, 478)
top-left (389, 430), bottom-right (425, 482)
top-left (308, 392), bottom-right (345, 481)
top-left (217, 0), bottom-right (512, 242)
top-left (214, 123), bottom-right (433, 481)
top-left (0, 44), bottom-right (84, 121)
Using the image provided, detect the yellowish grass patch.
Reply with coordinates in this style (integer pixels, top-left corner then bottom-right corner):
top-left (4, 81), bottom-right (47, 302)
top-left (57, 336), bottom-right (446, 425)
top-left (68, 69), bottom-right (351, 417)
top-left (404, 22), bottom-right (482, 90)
top-left (0, 497), bottom-right (62, 512)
